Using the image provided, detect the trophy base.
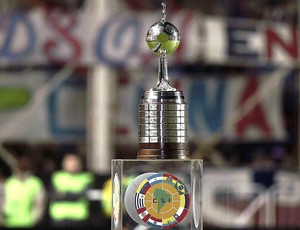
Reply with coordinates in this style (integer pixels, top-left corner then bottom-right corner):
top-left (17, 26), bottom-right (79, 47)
top-left (111, 159), bottom-right (203, 230)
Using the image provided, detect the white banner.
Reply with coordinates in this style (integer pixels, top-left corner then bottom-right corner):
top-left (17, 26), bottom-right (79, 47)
top-left (0, 69), bottom-right (86, 141)
top-left (0, 68), bottom-right (288, 142)
top-left (0, 9), bottom-right (298, 67)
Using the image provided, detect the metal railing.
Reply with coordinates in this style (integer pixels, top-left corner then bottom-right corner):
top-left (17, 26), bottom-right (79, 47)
top-left (203, 172), bottom-right (300, 228)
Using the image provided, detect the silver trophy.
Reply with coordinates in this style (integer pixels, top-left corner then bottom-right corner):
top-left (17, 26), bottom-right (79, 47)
top-left (138, 3), bottom-right (188, 159)
top-left (111, 4), bottom-right (202, 230)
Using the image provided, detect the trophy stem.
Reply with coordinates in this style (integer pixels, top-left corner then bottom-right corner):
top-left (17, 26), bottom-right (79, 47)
top-left (151, 51), bottom-right (175, 91)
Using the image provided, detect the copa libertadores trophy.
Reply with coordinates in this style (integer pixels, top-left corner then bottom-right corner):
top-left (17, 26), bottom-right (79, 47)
top-left (112, 3), bottom-right (202, 229)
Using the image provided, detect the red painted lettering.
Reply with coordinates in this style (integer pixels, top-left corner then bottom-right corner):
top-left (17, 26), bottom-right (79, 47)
top-left (236, 78), bottom-right (271, 137)
top-left (266, 28), bottom-right (298, 59)
top-left (43, 9), bottom-right (82, 63)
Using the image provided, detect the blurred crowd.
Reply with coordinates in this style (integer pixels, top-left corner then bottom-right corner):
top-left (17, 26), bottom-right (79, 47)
top-left (191, 142), bottom-right (298, 170)
top-left (0, 141), bottom-right (297, 228)
top-left (0, 143), bottom-right (111, 229)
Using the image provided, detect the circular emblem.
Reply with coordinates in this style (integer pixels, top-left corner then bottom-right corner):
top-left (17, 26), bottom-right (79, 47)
top-left (112, 173), bottom-right (120, 228)
top-left (126, 172), bottom-right (190, 229)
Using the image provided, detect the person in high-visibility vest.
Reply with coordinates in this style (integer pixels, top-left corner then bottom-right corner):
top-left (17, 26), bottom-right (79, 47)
top-left (49, 153), bottom-right (93, 228)
top-left (0, 154), bottom-right (46, 228)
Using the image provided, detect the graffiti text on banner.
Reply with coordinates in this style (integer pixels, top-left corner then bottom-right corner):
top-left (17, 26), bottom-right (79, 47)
top-left (0, 9), bottom-right (299, 67)
top-left (0, 69), bottom-right (289, 142)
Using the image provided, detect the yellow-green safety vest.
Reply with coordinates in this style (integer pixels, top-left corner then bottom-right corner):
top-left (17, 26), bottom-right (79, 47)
top-left (3, 176), bottom-right (43, 228)
top-left (49, 171), bottom-right (93, 221)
